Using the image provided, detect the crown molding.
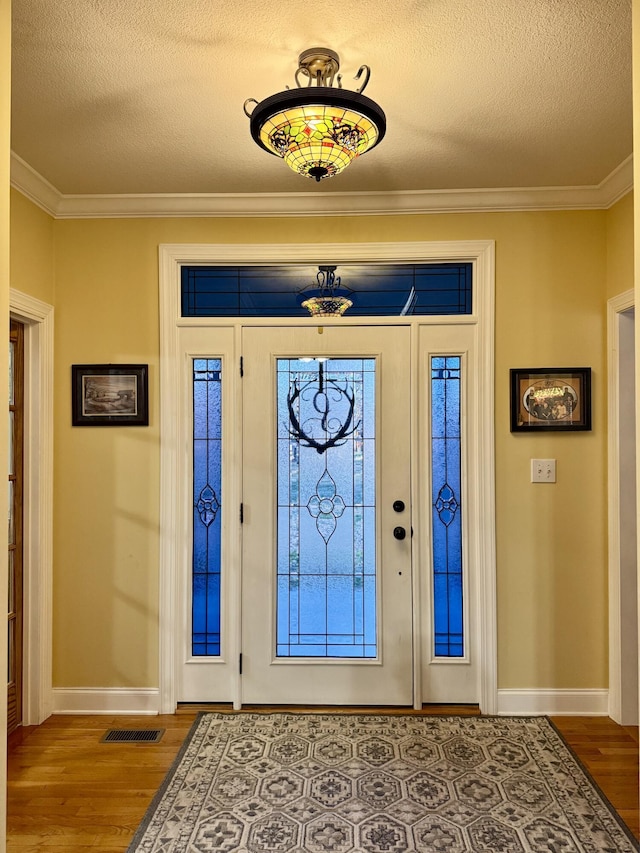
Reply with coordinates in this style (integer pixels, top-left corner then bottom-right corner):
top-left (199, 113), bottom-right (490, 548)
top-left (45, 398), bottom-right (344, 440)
top-left (599, 154), bottom-right (634, 206)
top-left (10, 151), bottom-right (633, 219)
top-left (10, 153), bottom-right (62, 217)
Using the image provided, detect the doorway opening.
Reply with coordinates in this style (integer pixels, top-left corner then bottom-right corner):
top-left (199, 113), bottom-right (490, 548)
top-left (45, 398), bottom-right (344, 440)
top-left (8, 320), bottom-right (24, 735)
top-left (607, 291), bottom-right (638, 725)
top-left (158, 240), bottom-right (496, 714)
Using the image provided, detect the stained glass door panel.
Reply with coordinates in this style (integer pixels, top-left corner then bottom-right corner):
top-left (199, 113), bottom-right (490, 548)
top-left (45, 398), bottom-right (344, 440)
top-left (242, 326), bottom-right (412, 705)
top-left (417, 324), bottom-right (476, 704)
top-left (276, 358), bottom-right (376, 659)
top-left (178, 325), bottom-right (236, 705)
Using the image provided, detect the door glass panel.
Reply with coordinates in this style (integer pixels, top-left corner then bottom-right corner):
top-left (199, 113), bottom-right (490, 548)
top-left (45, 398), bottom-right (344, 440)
top-left (8, 411), bottom-right (13, 476)
top-left (431, 356), bottom-right (463, 657)
top-left (7, 619), bottom-right (14, 683)
top-left (192, 358), bottom-right (222, 656)
top-left (8, 479), bottom-right (14, 546)
top-left (8, 552), bottom-right (14, 614)
top-left (9, 340), bottom-right (13, 405)
top-left (276, 357), bottom-right (376, 658)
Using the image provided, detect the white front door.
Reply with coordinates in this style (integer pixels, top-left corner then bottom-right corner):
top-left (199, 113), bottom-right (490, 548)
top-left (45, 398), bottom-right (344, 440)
top-left (241, 325), bottom-right (413, 705)
top-left (175, 322), bottom-right (481, 710)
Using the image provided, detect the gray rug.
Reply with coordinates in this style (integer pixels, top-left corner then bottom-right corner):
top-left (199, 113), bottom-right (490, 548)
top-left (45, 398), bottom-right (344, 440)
top-left (127, 713), bottom-right (638, 852)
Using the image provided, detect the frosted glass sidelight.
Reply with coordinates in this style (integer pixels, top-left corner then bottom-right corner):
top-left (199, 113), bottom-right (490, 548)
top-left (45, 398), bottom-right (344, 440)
top-left (431, 356), bottom-right (463, 657)
top-left (276, 358), bottom-right (376, 658)
top-left (192, 359), bottom-right (222, 656)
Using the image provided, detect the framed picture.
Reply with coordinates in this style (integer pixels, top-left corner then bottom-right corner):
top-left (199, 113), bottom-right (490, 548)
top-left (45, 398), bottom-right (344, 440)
top-left (72, 364), bottom-right (149, 426)
top-left (510, 367), bottom-right (591, 432)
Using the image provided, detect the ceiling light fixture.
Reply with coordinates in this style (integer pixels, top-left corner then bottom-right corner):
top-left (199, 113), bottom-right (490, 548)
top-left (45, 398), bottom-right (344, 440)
top-left (301, 266), bottom-right (353, 316)
top-left (244, 48), bottom-right (386, 182)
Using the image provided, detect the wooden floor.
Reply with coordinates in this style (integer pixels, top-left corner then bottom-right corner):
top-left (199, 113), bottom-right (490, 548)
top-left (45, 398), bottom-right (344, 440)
top-left (6, 708), bottom-right (639, 852)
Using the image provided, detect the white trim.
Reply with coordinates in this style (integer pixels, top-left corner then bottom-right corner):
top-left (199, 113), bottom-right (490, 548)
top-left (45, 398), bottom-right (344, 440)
top-left (603, 155), bottom-right (636, 207)
top-left (607, 289), bottom-right (638, 725)
top-left (9, 290), bottom-right (54, 726)
top-left (158, 247), bottom-right (180, 714)
top-left (410, 325), bottom-right (421, 710)
top-left (608, 288), bottom-right (635, 313)
top-left (497, 689), bottom-right (609, 716)
top-left (473, 243), bottom-right (497, 714)
top-left (52, 688), bottom-right (160, 715)
top-left (11, 152), bottom-right (633, 220)
top-left (159, 241), bottom-right (497, 714)
top-left (160, 241), bottom-right (495, 269)
top-left (9, 153), bottom-right (61, 218)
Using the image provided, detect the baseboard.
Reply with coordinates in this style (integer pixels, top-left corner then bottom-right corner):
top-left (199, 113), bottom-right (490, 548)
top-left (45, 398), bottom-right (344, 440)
top-left (51, 687), bottom-right (608, 717)
top-left (52, 687), bottom-right (160, 715)
top-left (497, 689), bottom-right (609, 716)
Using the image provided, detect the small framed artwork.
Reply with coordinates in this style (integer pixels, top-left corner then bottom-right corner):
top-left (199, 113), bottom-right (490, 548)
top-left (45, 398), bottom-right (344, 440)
top-left (510, 367), bottom-right (591, 432)
top-left (72, 364), bottom-right (149, 426)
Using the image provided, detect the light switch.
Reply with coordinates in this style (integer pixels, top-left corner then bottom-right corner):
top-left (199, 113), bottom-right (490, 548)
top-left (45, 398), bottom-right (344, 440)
top-left (531, 459), bottom-right (556, 483)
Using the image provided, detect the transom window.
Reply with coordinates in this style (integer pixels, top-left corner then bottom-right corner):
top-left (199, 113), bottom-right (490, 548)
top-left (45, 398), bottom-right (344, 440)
top-left (181, 263), bottom-right (472, 317)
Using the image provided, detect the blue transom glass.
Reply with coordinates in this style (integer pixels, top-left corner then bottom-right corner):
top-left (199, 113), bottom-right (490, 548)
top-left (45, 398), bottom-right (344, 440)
top-left (181, 263), bottom-right (472, 317)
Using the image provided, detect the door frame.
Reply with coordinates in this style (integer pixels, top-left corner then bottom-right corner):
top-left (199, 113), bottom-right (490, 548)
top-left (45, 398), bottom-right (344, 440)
top-left (9, 290), bottom-right (54, 726)
top-left (607, 288), bottom-right (638, 724)
top-left (158, 240), bottom-right (496, 713)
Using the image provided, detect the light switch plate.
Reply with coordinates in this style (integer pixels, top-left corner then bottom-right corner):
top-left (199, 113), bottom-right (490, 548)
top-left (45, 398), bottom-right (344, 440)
top-left (531, 459), bottom-right (556, 483)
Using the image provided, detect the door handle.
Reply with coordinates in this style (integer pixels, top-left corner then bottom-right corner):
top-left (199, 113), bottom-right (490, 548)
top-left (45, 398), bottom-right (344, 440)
top-left (393, 526), bottom-right (406, 540)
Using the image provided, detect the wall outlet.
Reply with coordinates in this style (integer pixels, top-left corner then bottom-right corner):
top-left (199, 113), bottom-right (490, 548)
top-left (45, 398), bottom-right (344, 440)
top-left (531, 458), bottom-right (556, 483)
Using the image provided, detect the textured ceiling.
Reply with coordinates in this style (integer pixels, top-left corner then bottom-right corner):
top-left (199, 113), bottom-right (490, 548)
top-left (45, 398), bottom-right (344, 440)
top-left (10, 0), bottom-right (633, 199)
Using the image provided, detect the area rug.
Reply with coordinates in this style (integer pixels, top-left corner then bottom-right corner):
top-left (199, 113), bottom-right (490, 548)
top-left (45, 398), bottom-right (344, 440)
top-left (126, 713), bottom-right (638, 852)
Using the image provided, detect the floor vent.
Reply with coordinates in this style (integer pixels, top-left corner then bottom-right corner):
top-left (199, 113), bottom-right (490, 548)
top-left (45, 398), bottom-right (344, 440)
top-left (101, 729), bottom-right (165, 744)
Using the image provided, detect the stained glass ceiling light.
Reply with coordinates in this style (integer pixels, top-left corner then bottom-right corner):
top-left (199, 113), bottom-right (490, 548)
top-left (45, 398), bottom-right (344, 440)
top-left (301, 266), bottom-right (353, 316)
top-left (243, 48), bottom-right (386, 182)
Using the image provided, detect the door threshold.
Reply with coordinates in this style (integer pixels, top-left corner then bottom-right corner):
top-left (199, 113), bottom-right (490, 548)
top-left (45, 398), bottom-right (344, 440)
top-left (176, 703), bottom-right (481, 716)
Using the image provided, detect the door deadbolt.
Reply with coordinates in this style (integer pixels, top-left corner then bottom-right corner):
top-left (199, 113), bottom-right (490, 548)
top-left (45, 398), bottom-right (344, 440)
top-left (392, 500), bottom-right (405, 513)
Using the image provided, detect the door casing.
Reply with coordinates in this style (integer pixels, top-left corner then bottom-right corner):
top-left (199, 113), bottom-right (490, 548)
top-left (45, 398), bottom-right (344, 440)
top-left (159, 240), bottom-right (497, 713)
top-left (607, 289), bottom-right (639, 725)
top-left (9, 290), bottom-right (54, 727)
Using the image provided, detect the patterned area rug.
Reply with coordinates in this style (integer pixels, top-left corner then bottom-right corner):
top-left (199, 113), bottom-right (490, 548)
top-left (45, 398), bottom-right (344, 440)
top-left (127, 713), bottom-right (638, 852)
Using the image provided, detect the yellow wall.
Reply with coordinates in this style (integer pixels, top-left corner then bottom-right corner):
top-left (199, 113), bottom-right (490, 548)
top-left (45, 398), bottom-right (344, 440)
top-left (606, 192), bottom-right (634, 300)
top-left (490, 211), bottom-right (607, 688)
top-left (47, 209), bottom-right (611, 691)
top-left (9, 189), bottom-right (55, 304)
top-left (52, 220), bottom-right (161, 687)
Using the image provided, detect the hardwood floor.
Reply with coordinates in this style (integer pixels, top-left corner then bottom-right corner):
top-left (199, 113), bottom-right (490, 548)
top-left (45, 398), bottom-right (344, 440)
top-left (550, 715), bottom-right (639, 840)
top-left (6, 709), bottom-right (639, 851)
top-left (7, 713), bottom-right (194, 853)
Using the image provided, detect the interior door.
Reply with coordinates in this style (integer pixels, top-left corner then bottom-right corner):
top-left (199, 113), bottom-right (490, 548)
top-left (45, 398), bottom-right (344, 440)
top-left (241, 325), bottom-right (413, 705)
top-left (8, 320), bottom-right (24, 735)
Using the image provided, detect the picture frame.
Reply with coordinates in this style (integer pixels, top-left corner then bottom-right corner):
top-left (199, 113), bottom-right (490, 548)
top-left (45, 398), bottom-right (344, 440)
top-left (510, 367), bottom-right (591, 432)
top-left (72, 364), bottom-right (149, 426)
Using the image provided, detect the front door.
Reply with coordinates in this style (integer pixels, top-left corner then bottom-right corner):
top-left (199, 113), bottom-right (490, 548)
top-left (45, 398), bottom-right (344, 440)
top-left (241, 325), bottom-right (413, 705)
